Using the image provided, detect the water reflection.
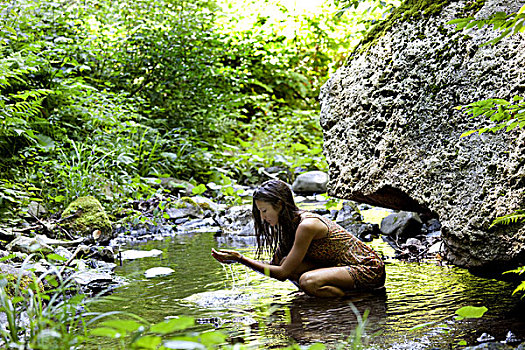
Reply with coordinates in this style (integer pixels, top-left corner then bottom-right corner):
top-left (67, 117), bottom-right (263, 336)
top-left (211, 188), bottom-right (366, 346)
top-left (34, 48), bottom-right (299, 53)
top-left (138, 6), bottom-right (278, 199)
top-left (268, 290), bottom-right (388, 346)
top-left (89, 232), bottom-right (525, 349)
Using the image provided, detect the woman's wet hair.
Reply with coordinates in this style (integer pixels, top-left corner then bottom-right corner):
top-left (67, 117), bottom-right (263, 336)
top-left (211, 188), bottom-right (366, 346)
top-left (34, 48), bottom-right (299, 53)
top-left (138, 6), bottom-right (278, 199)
top-left (252, 179), bottom-right (301, 259)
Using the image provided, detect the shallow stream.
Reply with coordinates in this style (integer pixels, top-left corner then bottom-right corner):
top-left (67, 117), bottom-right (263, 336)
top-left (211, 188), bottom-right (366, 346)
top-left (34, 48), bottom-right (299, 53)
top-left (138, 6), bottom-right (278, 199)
top-left (89, 214), bottom-right (525, 349)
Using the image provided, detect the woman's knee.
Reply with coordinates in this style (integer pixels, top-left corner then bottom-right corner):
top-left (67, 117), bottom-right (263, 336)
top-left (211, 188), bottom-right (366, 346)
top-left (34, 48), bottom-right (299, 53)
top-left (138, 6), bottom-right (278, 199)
top-left (298, 272), bottom-right (320, 294)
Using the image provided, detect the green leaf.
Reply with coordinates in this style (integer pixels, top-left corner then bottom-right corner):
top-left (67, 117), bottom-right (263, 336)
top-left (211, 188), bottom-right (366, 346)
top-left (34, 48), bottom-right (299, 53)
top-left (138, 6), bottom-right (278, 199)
top-left (132, 335), bottom-right (163, 349)
top-left (46, 253), bottom-right (68, 262)
top-left (0, 254), bottom-right (16, 262)
top-left (89, 327), bottom-right (121, 338)
top-left (455, 306), bottom-right (488, 320)
top-left (100, 319), bottom-right (143, 333)
top-left (460, 130), bottom-right (477, 138)
top-left (408, 320), bottom-right (439, 331)
top-left (199, 331), bottom-right (227, 346)
top-left (191, 184), bottom-right (207, 195)
top-left (150, 317), bottom-right (195, 334)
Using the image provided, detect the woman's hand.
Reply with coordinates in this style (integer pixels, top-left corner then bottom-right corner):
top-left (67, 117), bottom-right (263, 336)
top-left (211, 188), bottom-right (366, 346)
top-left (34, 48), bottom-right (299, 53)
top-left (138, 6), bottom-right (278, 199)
top-left (211, 248), bottom-right (243, 264)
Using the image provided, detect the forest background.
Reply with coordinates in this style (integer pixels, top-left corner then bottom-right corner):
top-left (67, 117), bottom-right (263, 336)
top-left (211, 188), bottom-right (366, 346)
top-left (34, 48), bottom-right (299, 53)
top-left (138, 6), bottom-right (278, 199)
top-left (0, 0), bottom-right (400, 227)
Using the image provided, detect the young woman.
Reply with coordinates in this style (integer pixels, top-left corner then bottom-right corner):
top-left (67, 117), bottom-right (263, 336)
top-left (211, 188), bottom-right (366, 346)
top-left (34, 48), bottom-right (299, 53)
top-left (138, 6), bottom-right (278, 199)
top-left (211, 179), bottom-right (385, 298)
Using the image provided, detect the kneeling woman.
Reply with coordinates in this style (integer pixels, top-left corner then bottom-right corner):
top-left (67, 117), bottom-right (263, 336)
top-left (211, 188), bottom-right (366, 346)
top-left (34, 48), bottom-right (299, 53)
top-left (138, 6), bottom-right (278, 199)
top-left (211, 179), bottom-right (385, 298)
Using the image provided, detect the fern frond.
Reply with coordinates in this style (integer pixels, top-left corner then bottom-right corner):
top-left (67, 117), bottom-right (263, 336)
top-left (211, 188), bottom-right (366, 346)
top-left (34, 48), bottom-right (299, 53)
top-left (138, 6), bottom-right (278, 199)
top-left (503, 266), bottom-right (525, 275)
top-left (490, 210), bottom-right (525, 227)
top-left (511, 281), bottom-right (525, 298)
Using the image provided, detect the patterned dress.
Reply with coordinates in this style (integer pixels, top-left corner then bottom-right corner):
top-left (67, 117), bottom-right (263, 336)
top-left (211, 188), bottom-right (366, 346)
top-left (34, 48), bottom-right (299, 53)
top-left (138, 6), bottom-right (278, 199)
top-left (302, 212), bottom-right (385, 289)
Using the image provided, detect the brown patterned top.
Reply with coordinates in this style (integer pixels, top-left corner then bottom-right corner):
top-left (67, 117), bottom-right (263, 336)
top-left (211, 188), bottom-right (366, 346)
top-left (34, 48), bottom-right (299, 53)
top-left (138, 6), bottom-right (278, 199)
top-left (303, 213), bottom-right (383, 268)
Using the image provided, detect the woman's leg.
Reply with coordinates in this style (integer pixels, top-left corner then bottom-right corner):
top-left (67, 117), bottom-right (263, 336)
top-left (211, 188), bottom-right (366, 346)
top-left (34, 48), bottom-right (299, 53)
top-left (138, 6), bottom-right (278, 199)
top-left (298, 267), bottom-right (356, 298)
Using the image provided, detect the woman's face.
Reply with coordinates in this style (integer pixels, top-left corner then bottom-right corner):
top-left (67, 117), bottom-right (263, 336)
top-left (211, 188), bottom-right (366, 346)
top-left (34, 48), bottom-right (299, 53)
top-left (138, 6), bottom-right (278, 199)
top-left (255, 200), bottom-right (281, 227)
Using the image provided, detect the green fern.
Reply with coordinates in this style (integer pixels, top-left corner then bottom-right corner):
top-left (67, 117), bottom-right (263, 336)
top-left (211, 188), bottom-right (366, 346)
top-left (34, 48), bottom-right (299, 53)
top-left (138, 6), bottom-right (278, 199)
top-left (490, 210), bottom-right (525, 228)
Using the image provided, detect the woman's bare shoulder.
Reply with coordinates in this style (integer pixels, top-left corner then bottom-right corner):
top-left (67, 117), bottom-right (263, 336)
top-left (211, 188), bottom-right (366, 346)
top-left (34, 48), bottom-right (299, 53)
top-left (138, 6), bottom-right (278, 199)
top-left (297, 214), bottom-right (329, 238)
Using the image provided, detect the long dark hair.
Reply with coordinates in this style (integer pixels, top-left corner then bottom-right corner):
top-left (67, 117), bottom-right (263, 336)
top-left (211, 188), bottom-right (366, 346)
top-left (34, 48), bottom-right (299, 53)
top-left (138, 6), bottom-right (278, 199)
top-left (252, 179), bottom-right (301, 259)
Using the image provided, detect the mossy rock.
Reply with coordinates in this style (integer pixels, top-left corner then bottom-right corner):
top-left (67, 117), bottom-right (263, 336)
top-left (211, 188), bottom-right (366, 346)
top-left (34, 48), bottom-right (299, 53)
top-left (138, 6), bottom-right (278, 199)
top-left (0, 264), bottom-right (44, 298)
top-left (61, 196), bottom-right (113, 243)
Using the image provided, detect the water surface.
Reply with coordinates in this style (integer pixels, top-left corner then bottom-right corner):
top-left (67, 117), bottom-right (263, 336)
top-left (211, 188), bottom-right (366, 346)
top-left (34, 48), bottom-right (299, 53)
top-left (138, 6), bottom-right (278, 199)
top-left (89, 231), bottom-right (524, 349)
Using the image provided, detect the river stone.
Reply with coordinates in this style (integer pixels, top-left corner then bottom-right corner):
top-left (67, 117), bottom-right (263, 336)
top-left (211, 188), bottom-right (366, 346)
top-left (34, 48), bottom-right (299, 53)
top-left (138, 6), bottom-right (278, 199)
top-left (335, 201), bottom-right (362, 228)
top-left (319, 0), bottom-right (525, 270)
top-left (61, 196), bottom-right (113, 243)
top-left (183, 289), bottom-right (261, 309)
top-left (463, 343), bottom-right (513, 350)
top-left (380, 211), bottom-right (423, 240)
top-left (216, 205), bottom-right (254, 236)
top-left (6, 235), bottom-right (53, 254)
top-left (144, 267), bottom-right (174, 278)
top-left (121, 249), bottom-right (163, 260)
top-left (292, 171), bottom-right (329, 194)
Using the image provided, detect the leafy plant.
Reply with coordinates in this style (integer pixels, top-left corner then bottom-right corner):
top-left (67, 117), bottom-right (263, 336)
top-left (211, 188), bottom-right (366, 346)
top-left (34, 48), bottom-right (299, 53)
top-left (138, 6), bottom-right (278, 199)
top-left (458, 96), bottom-right (525, 137)
top-left (503, 266), bottom-right (525, 298)
top-left (447, 4), bottom-right (525, 46)
top-left (0, 254), bottom-right (89, 349)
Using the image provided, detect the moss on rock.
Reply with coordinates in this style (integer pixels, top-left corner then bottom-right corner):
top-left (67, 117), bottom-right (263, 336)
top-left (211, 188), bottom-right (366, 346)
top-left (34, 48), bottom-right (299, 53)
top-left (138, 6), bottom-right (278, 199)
top-left (0, 264), bottom-right (44, 298)
top-left (349, 0), bottom-right (486, 59)
top-left (61, 196), bottom-right (113, 242)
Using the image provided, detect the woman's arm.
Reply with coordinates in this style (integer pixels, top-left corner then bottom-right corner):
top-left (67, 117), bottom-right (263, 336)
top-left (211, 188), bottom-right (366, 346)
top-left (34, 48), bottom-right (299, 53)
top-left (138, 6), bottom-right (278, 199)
top-left (211, 219), bottom-right (324, 281)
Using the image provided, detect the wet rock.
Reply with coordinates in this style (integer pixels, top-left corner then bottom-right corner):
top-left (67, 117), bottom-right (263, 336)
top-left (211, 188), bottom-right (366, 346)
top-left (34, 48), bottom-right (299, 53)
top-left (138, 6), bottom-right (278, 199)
top-left (97, 246), bottom-right (115, 263)
top-left (61, 196), bottom-right (113, 243)
top-left (6, 235), bottom-right (53, 254)
top-left (402, 238), bottom-right (425, 254)
top-left (477, 333), bottom-right (496, 343)
top-left (216, 205), bottom-right (254, 236)
top-left (464, 343), bottom-right (512, 350)
top-left (503, 331), bottom-right (521, 345)
top-left (27, 201), bottom-right (47, 218)
top-left (292, 171), bottom-right (329, 194)
top-left (121, 249), bottom-right (163, 260)
top-left (380, 211), bottom-right (423, 241)
top-left (54, 246), bottom-right (73, 260)
top-left (177, 218), bottom-right (220, 234)
top-left (345, 223), bottom-right (380, 242)
top-left (319, 0), bottom-right (525, 270)
top-left (0, 263), bottom-right (43, 296)
top-left (191, 196), bottom-right (224, 213)
top-left (144, 267), bottom-right (174, 278)
top-left (428, 241), bottom-right (444, 255)
top-left (38, 235), bottom-right (85, 247)
top-left (159, 178), bottom-right (194, 195)
top-left (0, 228), bottom-right (16, 242)
top-left (166, 207), bottom-right (203, 220)
top-left (335, 201), bottom-right (362, 228)
top-left (72, 271), bottom-right (116, 294)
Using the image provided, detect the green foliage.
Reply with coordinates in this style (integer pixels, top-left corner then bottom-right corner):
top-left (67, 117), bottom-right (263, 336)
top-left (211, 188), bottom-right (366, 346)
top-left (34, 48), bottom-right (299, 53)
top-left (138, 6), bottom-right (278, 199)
top-left (0, 255), bottom-right (89, 349)
top-left (490, 210), bottom-right (525, 227)
top-left (503, 267), bottom-right (525, 298)
top-left (447, 4), bottom-right (525, 45)
top-left (459, 96), bottom-right (525, 137)
top-left (88, 312), bottom-right (326, 349)
top-left (454, 306), bottom-right (488, 320)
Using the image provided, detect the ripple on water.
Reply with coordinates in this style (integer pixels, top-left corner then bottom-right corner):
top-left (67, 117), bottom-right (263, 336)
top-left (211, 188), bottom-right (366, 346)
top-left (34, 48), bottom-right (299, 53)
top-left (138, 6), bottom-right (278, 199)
top-left (91, 233), bottom-right (525, 350)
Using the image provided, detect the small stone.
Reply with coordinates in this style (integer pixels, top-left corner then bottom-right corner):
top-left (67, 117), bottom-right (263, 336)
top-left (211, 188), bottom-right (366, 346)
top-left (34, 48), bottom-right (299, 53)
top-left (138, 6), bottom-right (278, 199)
top-left (92, 230), bottom-right (102, 240)
top-left (503, 331), bottom-right (520, 344)
top-left (121, 249), bottom-right (163, 260)
top-left (477, 333), bottom-right (495, 343)
top-left (144, 267), bottom-right (174, 278)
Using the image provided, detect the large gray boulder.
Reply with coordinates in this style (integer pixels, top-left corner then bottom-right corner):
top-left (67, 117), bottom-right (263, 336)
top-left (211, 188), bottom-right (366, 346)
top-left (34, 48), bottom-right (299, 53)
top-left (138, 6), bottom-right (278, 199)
top-left (319, 0), bottom-right (525, 270)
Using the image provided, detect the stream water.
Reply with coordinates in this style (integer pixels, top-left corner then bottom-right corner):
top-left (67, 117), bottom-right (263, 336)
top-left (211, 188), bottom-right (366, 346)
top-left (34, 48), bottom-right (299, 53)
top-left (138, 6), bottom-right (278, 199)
top-left (87, 212), bottom-right (525, 349)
